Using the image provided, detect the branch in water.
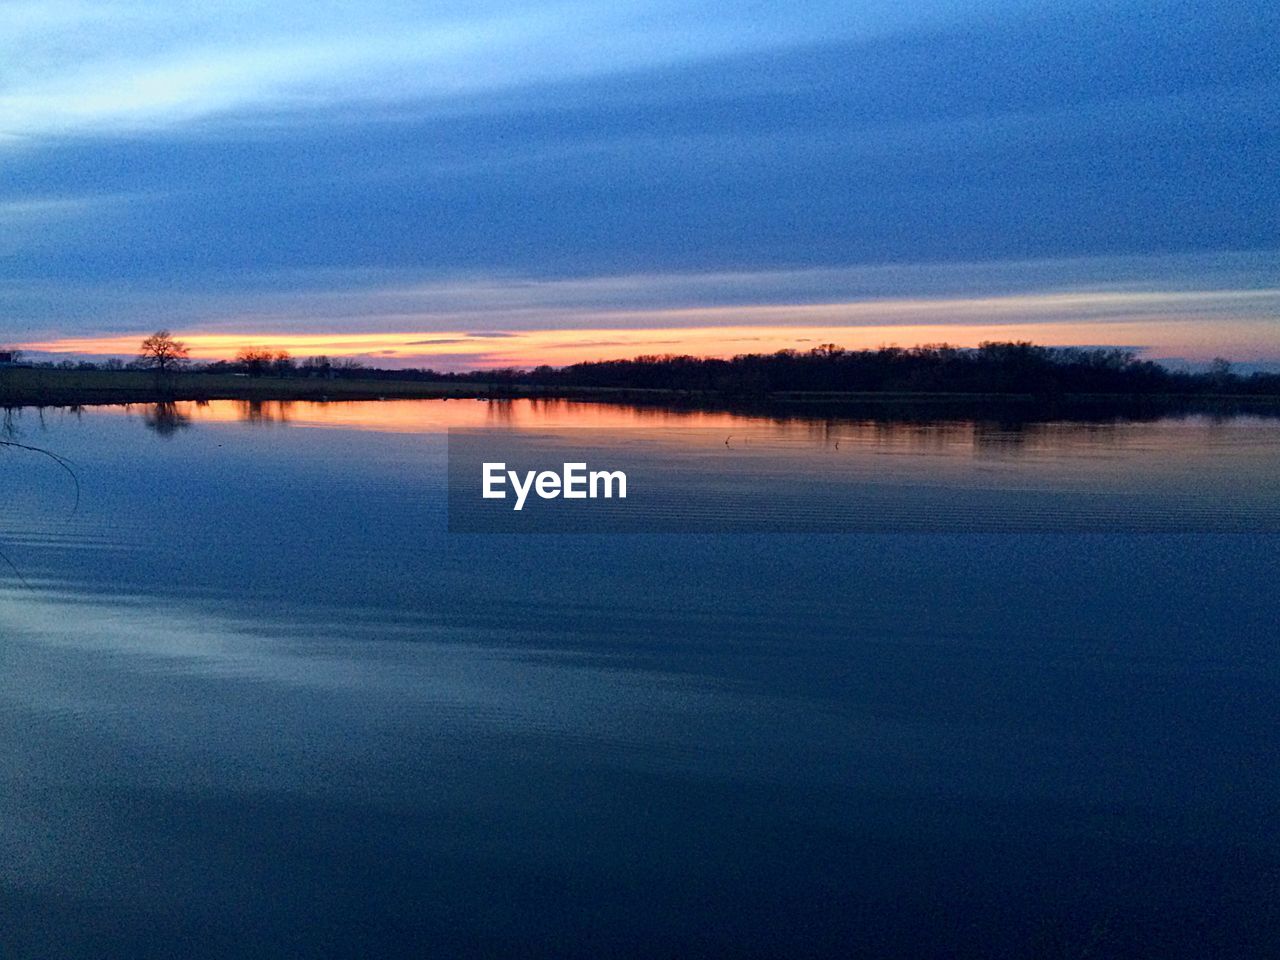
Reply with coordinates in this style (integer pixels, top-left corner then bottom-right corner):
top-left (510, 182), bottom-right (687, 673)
top-left (0, 438), bottom-right (83, 590)
top-left (0, 439), bottom-right (81, 516)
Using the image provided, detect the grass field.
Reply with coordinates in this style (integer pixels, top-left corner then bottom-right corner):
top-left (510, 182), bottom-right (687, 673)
top-left (3, 366), bottom-right (1279, 415)
top-left (0, 367), bottom-right (524, 407)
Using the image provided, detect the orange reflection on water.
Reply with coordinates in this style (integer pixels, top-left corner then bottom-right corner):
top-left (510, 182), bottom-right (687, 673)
top-left (97, 397), bottom-right (1280, 481)
top-left (75, 398), bottom-right (1280, 533)
top-left (105, 398), bottom-right (757, 434)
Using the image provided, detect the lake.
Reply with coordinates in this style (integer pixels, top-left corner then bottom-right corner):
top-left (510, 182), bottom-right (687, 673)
top-left (2, 399), bottom-right (1278, 958)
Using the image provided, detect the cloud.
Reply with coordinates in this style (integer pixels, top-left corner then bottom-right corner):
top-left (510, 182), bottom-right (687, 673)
top-left (19, 274), bottom-right (1280, 367)
top-left (4, 251), bottom-right (1278, 339)
top-left (0, 0), bottom-right (902, 139)
top-left (0, 0), bottom-right (1275, 362)
top-left (404, 332), bottom-right (518, 344)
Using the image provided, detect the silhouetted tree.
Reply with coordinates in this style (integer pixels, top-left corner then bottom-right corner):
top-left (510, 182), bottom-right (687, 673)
top-left (334, 358), bottom-right (365, 376)
top-left (137, 330), bottom-right (190, 373)
top-left (235, 348), bottom-right (275, 377)
top-left (1209, 357), bottom-right (1237, 391)
top-left (302, 355), bottom-right (334, 378)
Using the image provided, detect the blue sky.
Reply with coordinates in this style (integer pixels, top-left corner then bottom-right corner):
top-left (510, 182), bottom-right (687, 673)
top-left (2, 0), bottom-right (1277, 367)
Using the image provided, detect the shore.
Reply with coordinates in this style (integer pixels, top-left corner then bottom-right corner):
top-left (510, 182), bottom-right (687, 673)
top-left (4, 367), bottom-right (1280, 419)
top-left (0, 367), bottom-right (508, 406)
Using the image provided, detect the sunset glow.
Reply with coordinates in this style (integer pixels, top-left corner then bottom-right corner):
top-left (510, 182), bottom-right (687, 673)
top-left (23, 313), bottom-right (1280, 370)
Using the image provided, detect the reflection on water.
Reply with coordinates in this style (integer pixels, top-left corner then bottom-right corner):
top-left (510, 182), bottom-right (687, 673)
top-left (102, 395), bottom-right (1280, 456)
top-left (1, 399), bottom-right (1278, 958)
top-left (141, 401), bottom-right (193, 437)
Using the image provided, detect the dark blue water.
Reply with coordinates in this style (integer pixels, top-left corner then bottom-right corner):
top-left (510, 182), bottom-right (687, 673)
top-left (2, 401), bottom-right (1277, 958)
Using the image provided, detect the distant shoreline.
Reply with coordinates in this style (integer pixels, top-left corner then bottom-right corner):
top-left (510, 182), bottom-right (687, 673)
top-left (4, 367), bottom-right (1280, 421)
top-left (0, 366), bottom-right (503, 406)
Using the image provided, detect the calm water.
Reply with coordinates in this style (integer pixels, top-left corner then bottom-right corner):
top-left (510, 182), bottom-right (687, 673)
top-left (2, 400), bottom-right (1278, 958)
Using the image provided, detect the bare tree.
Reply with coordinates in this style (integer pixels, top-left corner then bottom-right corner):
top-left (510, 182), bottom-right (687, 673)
top-left (137, 330), bottom-right (190, 374)
top-left (235, 348), bottom-right (275, 377)
top-left (302, 355), bottom-right (334, 378)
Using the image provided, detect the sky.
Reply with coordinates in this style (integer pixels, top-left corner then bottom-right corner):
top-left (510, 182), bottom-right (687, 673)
top-left (1, 0), bottom-right (1277, 369)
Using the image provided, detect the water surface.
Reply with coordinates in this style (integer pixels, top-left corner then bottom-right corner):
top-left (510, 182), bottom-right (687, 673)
top-left (2, 400), bottom-right (1278, 958)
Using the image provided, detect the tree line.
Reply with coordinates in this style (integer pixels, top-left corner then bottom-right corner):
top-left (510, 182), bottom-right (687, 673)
top-left (443, 342), bottom-right (1280, 397)
top-left (13, 333), bottom-right (1280, 396)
